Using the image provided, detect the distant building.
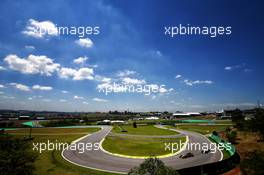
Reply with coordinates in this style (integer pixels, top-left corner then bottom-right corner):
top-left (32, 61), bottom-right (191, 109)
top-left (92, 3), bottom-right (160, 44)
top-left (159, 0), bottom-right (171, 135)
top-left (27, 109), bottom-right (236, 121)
top-left (172, 112), bottom-right (201, 118)
top-left (111, 120), bottom-right (125, 124)
top-left (19, 116), bottom-right (30, 120)
top-left (36, 117), bottom-right (45, 120)
top-left (145, 117), bottom-right (159, 120)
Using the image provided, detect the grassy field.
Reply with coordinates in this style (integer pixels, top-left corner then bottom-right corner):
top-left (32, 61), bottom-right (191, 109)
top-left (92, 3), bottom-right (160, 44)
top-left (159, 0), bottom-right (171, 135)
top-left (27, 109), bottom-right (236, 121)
top-left (168, 124), bottom-right (230, 135)
top-left (112, 125), bottom-right (179, 135)
top-left (6, 127), bottom-right (118, 175)
top-left (102, 135), bottom-right (186, 157)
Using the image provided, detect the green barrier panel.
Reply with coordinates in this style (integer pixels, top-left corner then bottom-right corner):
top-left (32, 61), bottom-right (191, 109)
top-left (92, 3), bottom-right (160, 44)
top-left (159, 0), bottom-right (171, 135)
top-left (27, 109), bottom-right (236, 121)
top-left (22, 121), bottom-right (34, 127)
top-left (180, 119), bottom-right (214, 123)
top-left (210, 134), bottom-right (235, 156)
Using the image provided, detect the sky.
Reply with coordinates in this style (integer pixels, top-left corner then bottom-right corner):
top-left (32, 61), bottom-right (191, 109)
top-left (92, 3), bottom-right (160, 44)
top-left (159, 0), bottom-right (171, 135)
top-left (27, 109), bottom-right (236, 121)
top-left (0, 0), bottom-right (263, 112)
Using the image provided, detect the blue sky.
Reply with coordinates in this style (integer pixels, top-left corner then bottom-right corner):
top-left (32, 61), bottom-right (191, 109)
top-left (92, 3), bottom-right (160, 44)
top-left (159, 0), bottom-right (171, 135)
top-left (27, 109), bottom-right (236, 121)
top-left (0, 0), bottom-right (263, 112)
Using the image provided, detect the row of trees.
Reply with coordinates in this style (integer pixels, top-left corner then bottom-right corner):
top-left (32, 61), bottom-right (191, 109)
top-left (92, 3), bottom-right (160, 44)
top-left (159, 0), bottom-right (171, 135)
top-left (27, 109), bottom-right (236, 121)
top-left (231, 108), bottom-right (264, 140)
top-left (0, 135), bottom-right (38, 175)
top-left (231, 108), bottom-right (264, 174)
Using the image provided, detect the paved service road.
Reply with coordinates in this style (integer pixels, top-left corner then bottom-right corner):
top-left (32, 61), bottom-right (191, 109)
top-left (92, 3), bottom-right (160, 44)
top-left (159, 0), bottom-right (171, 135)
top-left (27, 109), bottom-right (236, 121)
top-left (62, 125), bottom-right (222, 174)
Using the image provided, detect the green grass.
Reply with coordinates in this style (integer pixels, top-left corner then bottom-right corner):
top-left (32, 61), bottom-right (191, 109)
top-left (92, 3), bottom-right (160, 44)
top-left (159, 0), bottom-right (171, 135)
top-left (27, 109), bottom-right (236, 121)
top-left (102, 135), bottom-right (186, 156)
top-left (112, 125), bottom-right (179, 135)
top-left (167, 124), bottom-right (229, 135)
top-left (6, 127), bottom-right (118, 175)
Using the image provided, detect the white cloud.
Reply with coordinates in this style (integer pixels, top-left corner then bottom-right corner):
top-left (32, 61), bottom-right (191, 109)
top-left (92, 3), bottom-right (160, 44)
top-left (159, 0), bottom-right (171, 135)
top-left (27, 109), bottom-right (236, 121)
top-left (4, 54), bottom-right (60, 76)
top-left (156, 50), bottom-right (162, 57)
top-left (60, 99), bottom-right (67, 102)
top-left (73, 68), bottom-right (94, 80)
top-left (75, 38), bottom-right (93, 48)
top-left (73, 56), bottom-right (88, 64)
top-left (58, 67), bottom-right (94, 80)
top-left (122, 77), bottom-right (146, 84)
top-left (184, 79), bottom-right (213, 86)
top-left (224, 66), bottom-right (232, 70)
top-left (32, 85), bottom-right (53, 91)
top-left (0, 91), bottom-right (4, 95)
top-left (175, 74), bottom-right (182, 79)
top-left (117, 70), bottom-right (136, 77)
top-left (92, 97), bottom-right (108, 102)
top-left (83, 101), bottom-right (89, 104)
top-left (61, 90), bottom-right (69, 94)
top-left (22, 19), bottom-right (58, 38)
top-left (58, 67), bottom-right (77, 79)
top-left (25, 45), bottom-right (35, 50)
top-left (224, 63), bottom-right (246, 71)
top-left (151, 95), bottom-right (156, 100)
top-left (74, 95), bottom-right (84, 100)
top-left (90, 64), bottom-right (98, 68)
top-left (95, 75), bottom-right (112, 83)
top-left (28, 97), bottom-right (33, 100)
top-left (0, 84), bottom-right (5, 88)
top-left (10, 83), bottom-right (30, 91)
top-left (0, 66), bottom-right (6, 71)
top-left (159, 86), bottom-right (168, 93)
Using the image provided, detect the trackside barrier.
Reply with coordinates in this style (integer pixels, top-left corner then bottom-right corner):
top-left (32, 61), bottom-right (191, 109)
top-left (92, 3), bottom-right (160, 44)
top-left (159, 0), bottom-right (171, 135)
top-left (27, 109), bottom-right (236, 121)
top-left (209, 134), bottom-right (236, 156)
top-left (177, 152), bottom-right (240, 175)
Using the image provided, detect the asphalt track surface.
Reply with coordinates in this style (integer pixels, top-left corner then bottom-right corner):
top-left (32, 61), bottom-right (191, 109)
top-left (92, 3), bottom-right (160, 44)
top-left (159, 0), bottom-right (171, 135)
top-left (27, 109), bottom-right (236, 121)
top-left (62, 125), bottom-right (222, 174)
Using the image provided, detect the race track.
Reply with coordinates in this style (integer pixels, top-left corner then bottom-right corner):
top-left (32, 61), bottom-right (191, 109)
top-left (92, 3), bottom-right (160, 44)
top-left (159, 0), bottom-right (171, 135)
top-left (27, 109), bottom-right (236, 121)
top-left (62, 125), bottom-right (222, 174)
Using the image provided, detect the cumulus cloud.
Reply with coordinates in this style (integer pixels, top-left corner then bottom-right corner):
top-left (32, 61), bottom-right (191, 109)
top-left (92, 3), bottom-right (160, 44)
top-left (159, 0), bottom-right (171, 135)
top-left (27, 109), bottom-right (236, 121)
top-left (61, 90), bottom-right (69, 94)
top-left (0, 66), bottom-right (6, 71)
top-left (10, 83), bottom-right (30, 91)
top-left (73, 95), bottom-right (84, 99)
top-left (58, 67), bottom-right (76, 79)
top-left (175, 74), bottom-right (182, 79)
top-left (25, 45), bottom-right (35, 50)
top-left (22, 19), bottom-right (58, 38)
top-left (92, 97), bottom-right (108, 102)
top-left (96, 76), bottom-right (111, 83)
top-left (122, 77), bottom-right (146, 84)
top-left (58, 67), bottom-right (94, 80)
top-left (73, 68), bottom-right (94, 80)
top-left (4, 54), bottom-right (60, 76)
top-left (32, 85), bottom-right (53, 91)
top-left (224, 66), bottom-right (232, 70)
top-left (83, 101), bottom-right (89, 104)
top-left (73, 56), bottom-right (88, 64)
top-left (117, 70), bottom-right (136, 77)
top-left (224, 63), bottom-right (250, 71)
top-left (75, 38), bottom-right (93, 48)
top-left (0, 84), bottom-right (5, 88)
top-left (184, 79), bottom-right (213, 86)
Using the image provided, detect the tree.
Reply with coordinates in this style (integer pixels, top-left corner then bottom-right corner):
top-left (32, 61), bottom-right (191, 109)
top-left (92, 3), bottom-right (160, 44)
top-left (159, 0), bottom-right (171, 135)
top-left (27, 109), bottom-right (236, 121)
top-left (231, 109), bottom-right (244, 129)
top-left (128, 158), bottom-right (180, 175)
top-left (240, 150), bottom-right (264, 175)
top-left (250, 109), bottom-right (264, 140)
top-left (0, 135), bottom-right (38, 175)
top-left (133, 122), bottom-right (137, 128)
top-left (226, 130), bottom-right (237, 144)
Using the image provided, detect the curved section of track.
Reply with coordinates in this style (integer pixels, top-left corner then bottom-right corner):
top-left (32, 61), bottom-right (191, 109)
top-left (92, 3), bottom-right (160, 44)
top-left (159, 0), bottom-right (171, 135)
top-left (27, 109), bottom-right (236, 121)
top-left (62, 125), bottom-right (222, 174)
